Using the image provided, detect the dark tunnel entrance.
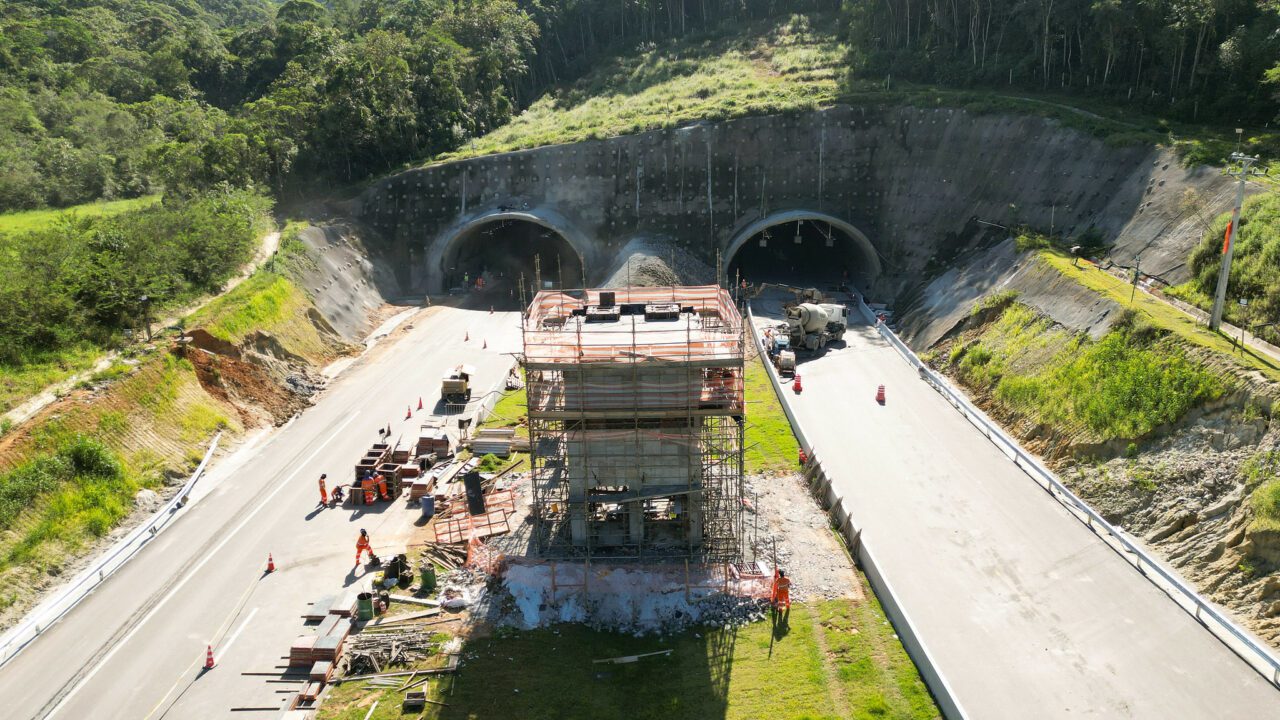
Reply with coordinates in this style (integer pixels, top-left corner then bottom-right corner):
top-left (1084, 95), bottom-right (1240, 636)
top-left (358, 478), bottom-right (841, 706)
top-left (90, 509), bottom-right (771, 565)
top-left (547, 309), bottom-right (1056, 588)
top-left (441, 218), bottom-right (584, 306)
top-left (726, 216), bottom-right (878, 289)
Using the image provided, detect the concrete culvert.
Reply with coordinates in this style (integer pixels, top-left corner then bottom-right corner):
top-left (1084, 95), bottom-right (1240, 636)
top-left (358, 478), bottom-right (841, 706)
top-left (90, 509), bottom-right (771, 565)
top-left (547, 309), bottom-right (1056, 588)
top-left (725, 212), bottom-right (880, 289)
top-left (441, 217), bottom-right (584, 304)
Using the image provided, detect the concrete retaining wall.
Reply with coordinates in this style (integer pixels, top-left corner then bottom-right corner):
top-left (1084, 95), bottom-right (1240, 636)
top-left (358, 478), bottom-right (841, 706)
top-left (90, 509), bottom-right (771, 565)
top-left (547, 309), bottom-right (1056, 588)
top-left (354, 105), bottom-right (1200, 299)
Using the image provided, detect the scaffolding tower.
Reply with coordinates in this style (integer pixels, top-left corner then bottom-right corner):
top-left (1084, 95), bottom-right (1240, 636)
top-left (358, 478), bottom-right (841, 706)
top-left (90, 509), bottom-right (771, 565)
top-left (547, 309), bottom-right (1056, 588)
top-left (522, 285), bottom-right (745, 562)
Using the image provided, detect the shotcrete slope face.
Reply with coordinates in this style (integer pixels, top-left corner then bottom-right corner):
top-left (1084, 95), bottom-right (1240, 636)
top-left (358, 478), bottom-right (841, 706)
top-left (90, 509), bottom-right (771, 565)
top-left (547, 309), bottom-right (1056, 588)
top-left (359, 106), bottom-right (1221, 302)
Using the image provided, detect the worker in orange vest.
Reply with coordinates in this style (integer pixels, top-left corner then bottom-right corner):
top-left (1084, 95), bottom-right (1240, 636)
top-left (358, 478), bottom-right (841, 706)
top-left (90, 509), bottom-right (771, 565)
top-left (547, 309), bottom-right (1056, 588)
top-left (376, 472), bottom-right (389, 501)
top-left (355, 529), bottom-right (372, 565)
top-left (772, 568), bottom-right (792, 610)
top-left (361, 472), bottom-right (375, 505)
top-left (318, 473), bottom-right (328, 506)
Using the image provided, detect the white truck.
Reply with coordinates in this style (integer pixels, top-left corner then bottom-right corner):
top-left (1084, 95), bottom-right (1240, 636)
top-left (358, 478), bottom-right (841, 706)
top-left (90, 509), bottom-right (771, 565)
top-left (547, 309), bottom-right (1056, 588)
top-left (785, 300), bottom-right (848, 351)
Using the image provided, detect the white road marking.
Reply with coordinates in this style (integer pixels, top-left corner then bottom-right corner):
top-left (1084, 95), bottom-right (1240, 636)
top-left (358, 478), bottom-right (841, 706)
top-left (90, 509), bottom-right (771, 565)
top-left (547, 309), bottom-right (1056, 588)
top-left (216, 607), bottom-right (258, 659)
top-left (44, 412), bottom-right (360, 719)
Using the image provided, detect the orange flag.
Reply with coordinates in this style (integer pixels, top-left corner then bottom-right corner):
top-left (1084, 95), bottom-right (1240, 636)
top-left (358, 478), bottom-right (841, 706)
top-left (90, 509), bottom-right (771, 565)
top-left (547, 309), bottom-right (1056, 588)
top-left (1223, 220), bottom-right (1233, 254)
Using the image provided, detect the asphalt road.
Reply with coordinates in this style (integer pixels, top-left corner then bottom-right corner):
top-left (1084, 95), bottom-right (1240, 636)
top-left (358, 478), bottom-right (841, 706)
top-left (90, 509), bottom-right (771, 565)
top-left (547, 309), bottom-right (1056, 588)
top-left (0, 303), bottom-right (522, 719)
top-left (754, 300), bottom-right (1280, 718)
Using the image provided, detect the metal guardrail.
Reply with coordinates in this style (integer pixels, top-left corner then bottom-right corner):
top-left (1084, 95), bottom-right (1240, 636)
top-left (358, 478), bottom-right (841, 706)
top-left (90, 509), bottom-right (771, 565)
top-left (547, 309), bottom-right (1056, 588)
top-left (745, 305), bottom-right (969, 720)
top-left (860, 298), bottom-right (1280, 687)
top-left (0, 432), bottom-right (222, 669)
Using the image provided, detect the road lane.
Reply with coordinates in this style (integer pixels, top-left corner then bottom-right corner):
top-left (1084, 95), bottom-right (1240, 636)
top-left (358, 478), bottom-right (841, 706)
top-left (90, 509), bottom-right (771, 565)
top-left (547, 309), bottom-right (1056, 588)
top-left (0, 304), bottom-right (521, 719)
top-left (755, 303), bottom-right (1280, 718)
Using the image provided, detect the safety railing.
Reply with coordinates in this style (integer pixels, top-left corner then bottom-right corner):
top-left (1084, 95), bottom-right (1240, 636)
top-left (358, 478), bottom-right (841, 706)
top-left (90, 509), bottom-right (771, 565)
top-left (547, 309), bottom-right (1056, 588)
top-left (744, 306), bottom-right (969, 720)
top-left (0, 432), bottom-right (222, 669)
top-left (858, 296), bottom-right (1280, 687)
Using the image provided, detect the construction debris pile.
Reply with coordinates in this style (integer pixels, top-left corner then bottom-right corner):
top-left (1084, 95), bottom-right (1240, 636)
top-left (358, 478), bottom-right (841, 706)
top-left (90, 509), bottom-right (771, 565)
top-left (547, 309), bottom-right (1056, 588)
top-left (344, 628), bottom-right (439, 675)
top-left (493, 560), bottom-right (770, 635)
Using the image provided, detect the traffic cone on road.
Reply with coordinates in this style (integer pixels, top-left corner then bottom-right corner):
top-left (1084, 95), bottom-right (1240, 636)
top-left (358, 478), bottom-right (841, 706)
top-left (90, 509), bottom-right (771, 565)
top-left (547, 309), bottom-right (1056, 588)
top-left (266, 553), bottom-right (275, 573)
top-left (875, 385), bottom-right (886, 404)
top-left (793, 374), bottom-right (803, 393)
top-left (417, 397), bottom-right (424, 411)
top-left (205, 645), bottom-right (215, 670)
top-left (464, 330), bottom-right (469, 342)
top-left (406, 405), bottom-right (413, 419)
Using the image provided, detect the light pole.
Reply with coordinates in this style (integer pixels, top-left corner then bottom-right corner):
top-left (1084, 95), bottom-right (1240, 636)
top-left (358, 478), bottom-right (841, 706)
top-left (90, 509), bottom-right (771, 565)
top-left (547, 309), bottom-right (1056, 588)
top-left (1210, 137), bottom-right (1264, 331)
top-left (139, 294), bottom-right (151, 342)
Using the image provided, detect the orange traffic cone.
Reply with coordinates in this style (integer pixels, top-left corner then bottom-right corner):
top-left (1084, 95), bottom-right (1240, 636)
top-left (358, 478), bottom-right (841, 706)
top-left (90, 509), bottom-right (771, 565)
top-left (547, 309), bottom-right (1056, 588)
top-left (267, 553), bottom-right (275, 573)
top-left (417, 397), bottom-right (424, 410)
top-left (205, 645), bottom-right (215, 669)
top-left (793, 374), bottom-right (803, 393)
top-left (406, 406), bottom-right (413, 419)
top-left (875, 385), bottom-right (885, 404)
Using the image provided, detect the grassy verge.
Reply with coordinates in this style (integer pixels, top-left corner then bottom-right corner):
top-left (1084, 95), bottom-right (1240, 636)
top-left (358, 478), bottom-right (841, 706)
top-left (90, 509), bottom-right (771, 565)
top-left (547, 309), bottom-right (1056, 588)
top-left (318, 593), bottom-right (935, 720)
top-left (1037, 250), bottom-right (1280, 384)
top-left (478, 377), bottom-right (528, 439)
top-left (941, 299), bottom-right (1228, 442)
top-left (744, 349), bottom-right (801, 475)
top-left (0, 195), bottom-right (160, 236)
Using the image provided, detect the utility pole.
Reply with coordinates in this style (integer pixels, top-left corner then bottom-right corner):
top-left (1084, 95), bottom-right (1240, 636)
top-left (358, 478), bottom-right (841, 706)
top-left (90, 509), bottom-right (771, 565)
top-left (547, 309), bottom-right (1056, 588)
top-left (1210, 140), bottom-right (1263, 331)
top-left (1130, 256), bottom-right (1141, 305)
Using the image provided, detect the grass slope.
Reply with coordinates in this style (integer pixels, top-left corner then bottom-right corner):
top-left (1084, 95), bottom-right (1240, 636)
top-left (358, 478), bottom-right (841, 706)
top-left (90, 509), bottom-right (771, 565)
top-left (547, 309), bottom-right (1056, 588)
top-left (1038, 250), bottom-right (1280, 383)
top-left (0, 195), bottom-right (160, 236)
top-left (942, 299), bottom-right (1227, 442)
top-left (320, 594), bottom-right (936, 720)
top-left (0, 344), bottom-right (103, 416)
top-left (0, 352), bottom-right (238, 599)
top-left (435, 13), bottom-right (844, 163)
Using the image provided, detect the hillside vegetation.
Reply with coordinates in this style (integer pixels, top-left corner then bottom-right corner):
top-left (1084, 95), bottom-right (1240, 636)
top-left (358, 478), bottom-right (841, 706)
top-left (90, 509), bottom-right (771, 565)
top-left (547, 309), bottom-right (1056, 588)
top-left (440, 12), bottom-right (844, 160)
top-left (0, 190), bottom-right (272, 414)
top-left (0, 0), bottom-right (837, 210)
top-left (1169, 193), bottom-right (1280, 343)
top-left (938, 301), bottom-right (1229, 443)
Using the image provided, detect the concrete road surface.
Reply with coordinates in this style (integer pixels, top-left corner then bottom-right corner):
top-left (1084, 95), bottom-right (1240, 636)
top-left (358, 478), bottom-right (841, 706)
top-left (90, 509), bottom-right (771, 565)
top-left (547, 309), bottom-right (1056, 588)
top-left (754, 300), bottom-right (1280, 718)
top-left (0, 303), bottom-right (521, 719)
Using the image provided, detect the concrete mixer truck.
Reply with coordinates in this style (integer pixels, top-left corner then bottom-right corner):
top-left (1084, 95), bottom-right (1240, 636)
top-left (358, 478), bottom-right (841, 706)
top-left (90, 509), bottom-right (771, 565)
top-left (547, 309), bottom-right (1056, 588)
top-left (746, 283), bottom-right (850, 352)
top-left (785, 300), bottom-right (848, 350)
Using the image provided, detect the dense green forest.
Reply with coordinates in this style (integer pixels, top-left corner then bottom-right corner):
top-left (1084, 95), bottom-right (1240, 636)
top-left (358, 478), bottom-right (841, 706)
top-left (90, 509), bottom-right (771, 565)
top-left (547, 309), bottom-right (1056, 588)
top-left (4, 0), bottom-right (1277, 212)
top-left (845, 0), bottom-right (1279, 124)
top-left (0, 0), bottom-right (841, 211)
top-left (0, 189), bottom-right (271, 365)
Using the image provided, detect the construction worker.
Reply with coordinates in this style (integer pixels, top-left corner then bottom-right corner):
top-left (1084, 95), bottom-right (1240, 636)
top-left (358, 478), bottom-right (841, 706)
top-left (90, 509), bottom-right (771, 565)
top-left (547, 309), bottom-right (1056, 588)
top-left (318, 473), bottom-right (328, 506)
top-left (355, 529), bottom-right (372, 565)
top-left (376, 472), bottom-right (389, 501)
top-left (772, 568), bottom-right (792, 610)
top-left (362, 472), bottom-right (375, 505)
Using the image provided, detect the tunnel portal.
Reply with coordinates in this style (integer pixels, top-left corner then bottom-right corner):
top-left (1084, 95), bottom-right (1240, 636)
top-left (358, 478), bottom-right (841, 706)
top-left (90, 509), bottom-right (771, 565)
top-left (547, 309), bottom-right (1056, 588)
top-left (441, 217), bottom-right (585, 302)
top-left (726, 213), bottom-right (879, 289)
